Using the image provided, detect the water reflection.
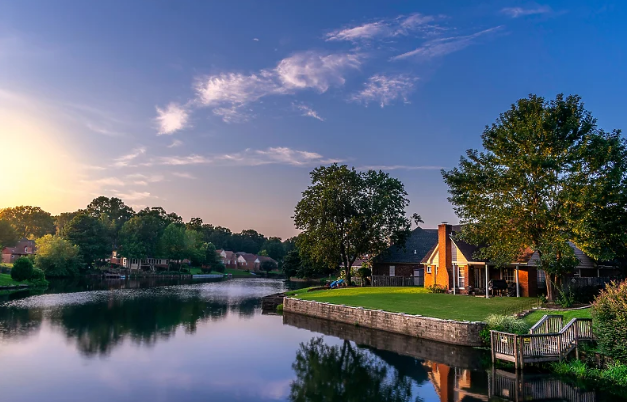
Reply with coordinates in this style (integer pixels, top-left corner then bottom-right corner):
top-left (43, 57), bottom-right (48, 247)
top-left (0, 279), bottom-right (622, 402)
top-left (290, 337), bottom-right (416, 402)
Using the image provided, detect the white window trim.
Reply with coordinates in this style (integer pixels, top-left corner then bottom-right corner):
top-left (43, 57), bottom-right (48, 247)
top-left (426, 265), bottom-right (432, 274)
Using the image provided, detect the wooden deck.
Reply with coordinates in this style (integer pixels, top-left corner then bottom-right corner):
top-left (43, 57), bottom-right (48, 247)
top-left (491, 315), bottom-right (593, 369)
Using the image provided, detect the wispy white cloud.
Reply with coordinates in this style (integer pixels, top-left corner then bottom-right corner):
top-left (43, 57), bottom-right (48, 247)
top-left (253, 38), bottom-right (260, 42)
top-left (275, 51), bottom-right (361, 92)
top-left (172, 172), bottom-right (196, 179)
top-left (113, 146), bottom-right (146, 167)
top-left (125, 173), bottom-right (164, 185)
top-left (167, 139), bottom-right (183, 148)
top-left (351, 74), bottom-right (417, 107)
top-left (156, 103), bottom-right (189, 135)
top-left (193, 51), bottom-right (360, 122)
top-left (501, 6), bottom-right (551, 18)
top-left (357, 164), bottom-right (444, 171)
top-left (212, 106), bottom-right (251, 123)
top-left (113, 191), bottom-right (152, 201)
top-left (391, 26), bottom-right (503, 61)
top-left (86, 122), bottom-right (124, 137)
top-left (158, 147), bottom-right (339, 167)
top-left (293, 102), bottom-right (325, 121)
top-left (86, 177), bottom-right (125, 187)
top-left (326, 13), bottom-right (442, 42)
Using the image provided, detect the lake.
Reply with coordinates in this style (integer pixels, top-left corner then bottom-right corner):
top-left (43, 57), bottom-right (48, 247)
top-left (0, 278), bottom-right (621, 401)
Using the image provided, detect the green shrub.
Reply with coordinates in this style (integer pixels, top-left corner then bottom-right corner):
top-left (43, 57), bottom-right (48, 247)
top-left (276, 304), bottom-right (283, 313)
top-left (485, 314), bottom-right (530, 334)
top-left (11, 257), bottom-right (34, 282)
top-left (357, 267), bottom-right (371, 278)
top-left (552, 360), bottom-right (627, 388)
top-left (592, 280), bottom-right (627, 363)
top-left (426, 284), bottom-right (446, 293)
top-left (30, 267), bottom-right (45, 281)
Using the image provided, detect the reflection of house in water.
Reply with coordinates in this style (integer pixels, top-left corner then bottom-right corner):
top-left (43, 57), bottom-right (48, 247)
top-left (424, 361), bottom-right (488, 401)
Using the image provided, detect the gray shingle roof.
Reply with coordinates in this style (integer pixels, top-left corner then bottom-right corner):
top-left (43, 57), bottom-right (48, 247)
top-left (375, 228), bottom-right (438, 264)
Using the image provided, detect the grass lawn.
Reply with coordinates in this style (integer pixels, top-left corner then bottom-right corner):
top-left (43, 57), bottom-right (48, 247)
top-left (523, 308), bottom-right (592, 326)
top-left (0, 273), bottom-right (20, 287)
top-left (293, 287), bottom-right (537, 322)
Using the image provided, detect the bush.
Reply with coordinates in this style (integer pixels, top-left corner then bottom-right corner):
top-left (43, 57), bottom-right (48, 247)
top-left (592, 280), bottom-right (627, 363)
top-left (28, 267), bottom-right (48, 287)
top-left (357, 267), bottom-right (371, 278)
top-left (485, 314), bottom-right (530, 334)
top-left (276, 304), bottom-right (283, 313)
top-left (11, 257), bottom-right (34, 282)
top-left (426, 284), bottom-right (446, 293)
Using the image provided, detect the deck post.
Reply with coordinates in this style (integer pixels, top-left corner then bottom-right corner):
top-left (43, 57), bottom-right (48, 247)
top-left (574, 322), bottom-right (580, 360)
top-left (558, 335), bottom-right (563, 362)
top-left (485, 264), bottom-right (489, 298)
top-left (490, 331), bottom-right (495, 363)
top-left (514, 334), bottom-right (519, 370)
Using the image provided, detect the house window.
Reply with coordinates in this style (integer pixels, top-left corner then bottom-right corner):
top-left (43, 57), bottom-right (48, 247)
top-left (457, 266), bottom-right (465, 288)
top-left (426, 265), bottom-right (432, 274)
top-left (538, 269), bottom-right (546, 284)
top-left (503, 268), bottom-right (515, 283)
top-left (389, 266), bottom-right (395, 277)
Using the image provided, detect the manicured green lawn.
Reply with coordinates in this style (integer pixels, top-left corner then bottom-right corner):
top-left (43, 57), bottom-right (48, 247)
top-left (523, 308), bottom-right (592, 326)
top-left (0, 273), bottom-right (20, 287)
top-left (294, 287), bottom-right (537, 322)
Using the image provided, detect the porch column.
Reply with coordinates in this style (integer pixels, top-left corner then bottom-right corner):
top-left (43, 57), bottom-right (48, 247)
top-left (515, 266), bottom-right (520, 298)
top-left (485, 265), bottom-right (489, 299)
top-left (453, 264), bottom-right (456, 295)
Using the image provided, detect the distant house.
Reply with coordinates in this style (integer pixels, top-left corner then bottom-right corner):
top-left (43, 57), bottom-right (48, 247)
top-left (236, 252), bottom-right (261, 270)
top-left (109, 251), bottom-right (169, 271)
top-left (2, 239), bottom-right (36, 264)
top-left (421, 223), bottom-right (609, 297)
top-left (217, 250), bottom-right (237, 268)
top-left (372, 227), bottom-right (439, 284)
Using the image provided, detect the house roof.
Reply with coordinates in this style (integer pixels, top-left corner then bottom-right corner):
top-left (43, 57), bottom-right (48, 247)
top-left (375, 228), bottom-right (439, 264)
top-left (2, 238), bottom-right (36, 255)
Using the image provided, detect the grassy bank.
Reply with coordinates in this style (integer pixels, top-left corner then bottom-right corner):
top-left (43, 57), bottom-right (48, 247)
top-left (552, 360), bottom-right (627, 391)
top-left (523, 308), bottom-right (592, 326)
top-left (292, 287), bottom-right (536, 322)
top-left (0, 273), bottom-right (21, 287)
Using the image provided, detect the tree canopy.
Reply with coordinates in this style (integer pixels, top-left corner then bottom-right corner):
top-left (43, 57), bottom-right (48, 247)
top-left (442, 94), bottom-right (627, 300)
top-left (62, 214), bottom-right (111, 267)
top-left (0, 219), bottom-right (19, 249)
top-left (35, 235), bottom-right (81, 277)
top-left (0, 206), bottom-right (55, 239)
top-left (294, 164), bottom-right (413, 284)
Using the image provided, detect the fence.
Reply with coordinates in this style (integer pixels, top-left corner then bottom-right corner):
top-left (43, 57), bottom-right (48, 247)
top-left (563, 277), bottom-right (613, 290)
top-left (371, 275), bottom-right (421, 287)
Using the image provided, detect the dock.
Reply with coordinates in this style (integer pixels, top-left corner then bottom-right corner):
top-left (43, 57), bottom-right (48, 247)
top-left (491, 315), bottom-right (593, 369)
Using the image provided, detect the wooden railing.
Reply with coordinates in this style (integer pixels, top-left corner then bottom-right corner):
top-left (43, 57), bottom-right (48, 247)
top-left (371, 275), bottom-right (418, 287)
top-left (529, 314), bottom-right (563, 334)
top-left (491, 315), bottom-right (593, 368)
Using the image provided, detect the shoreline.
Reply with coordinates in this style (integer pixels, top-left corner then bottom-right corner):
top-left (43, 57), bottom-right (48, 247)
top-left (283, 297), bottom-right (486, 346)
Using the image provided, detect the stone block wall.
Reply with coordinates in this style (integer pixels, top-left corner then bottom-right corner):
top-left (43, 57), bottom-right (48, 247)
top-left (283, 297), bottom-right (486, 347)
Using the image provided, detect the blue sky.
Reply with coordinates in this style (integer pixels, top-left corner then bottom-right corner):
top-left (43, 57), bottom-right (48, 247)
top-left (0, 1), bottom-right (625, 238)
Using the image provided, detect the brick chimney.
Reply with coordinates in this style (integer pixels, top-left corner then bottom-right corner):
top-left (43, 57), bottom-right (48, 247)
top-left (438, 223), bottom-right (452, 290)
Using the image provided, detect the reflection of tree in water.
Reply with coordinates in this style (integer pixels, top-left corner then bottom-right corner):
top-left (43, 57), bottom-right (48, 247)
top-left (290, 337), bottom-right (421, 402)
top-left (1, 292), bottom-right (263, 357)
top-left (0, 307), bottom-right (43, 340)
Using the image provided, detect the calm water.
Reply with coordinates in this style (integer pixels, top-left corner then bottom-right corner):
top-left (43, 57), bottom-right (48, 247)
top-left (0, 278), bottom-right (620, 401)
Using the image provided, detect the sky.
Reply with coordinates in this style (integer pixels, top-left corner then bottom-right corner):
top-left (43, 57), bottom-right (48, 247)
top-left (0, 1), bottom-right (625, 239)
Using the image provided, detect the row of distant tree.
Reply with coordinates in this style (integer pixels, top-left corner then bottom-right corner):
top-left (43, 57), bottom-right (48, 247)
top-left (0, 198), bottom-right (296, 275)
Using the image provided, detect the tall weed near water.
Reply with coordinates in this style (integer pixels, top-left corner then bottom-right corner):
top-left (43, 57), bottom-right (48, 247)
top-left (485, 314), bottom-right (530, 334)
top-left (592, 280), bottom-right (627, 363)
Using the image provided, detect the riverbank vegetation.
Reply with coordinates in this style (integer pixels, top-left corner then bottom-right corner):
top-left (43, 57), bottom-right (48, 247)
top-left (293, 287), bottom-right (535, 321)
top-left (0, 196), bottom-right (300, 278)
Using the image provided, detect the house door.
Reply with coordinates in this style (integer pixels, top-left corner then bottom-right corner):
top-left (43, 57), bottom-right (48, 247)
top-left (413, 269), bottom-right (424, 286)
top-left (474, 267), bottom-right (483, 289)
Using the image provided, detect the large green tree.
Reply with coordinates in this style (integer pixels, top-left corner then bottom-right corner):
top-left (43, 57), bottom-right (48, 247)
top-left (35, 235), bottom-right (81, 277)
top-left (159, 223), bottom-right (188, 269)
top-left (86, 197), bottom-right (135, 248)
top-left (260, 237), bottom-right (286, 262)
top-left (0, 219), bottom-right (19, 250)
top-left (119, 214), bottom-right (168, 259)
top-left (294, 164), bottom-right (414, 284)
top-left (54, 211), bottom-right (84, 235)
top-left (62, 214), bottom-right (111, 268)
top-left (203, 242), bottom-right (224, 272)
top-left (442, 94), bottom-right (627, 300)
top-left (0, 206), bottom-right (55, 238)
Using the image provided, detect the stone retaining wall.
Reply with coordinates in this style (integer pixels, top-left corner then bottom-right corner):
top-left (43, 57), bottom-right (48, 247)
top-left (283, 297), bottom-right (486, 347)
